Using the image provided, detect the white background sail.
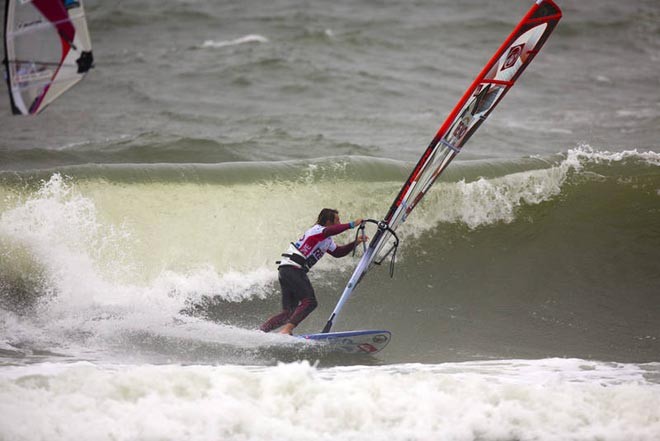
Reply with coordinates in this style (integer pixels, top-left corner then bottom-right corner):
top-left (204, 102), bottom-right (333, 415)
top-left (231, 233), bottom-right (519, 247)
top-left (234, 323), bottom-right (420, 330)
top-left (3, 0), bottom-right (93, 115)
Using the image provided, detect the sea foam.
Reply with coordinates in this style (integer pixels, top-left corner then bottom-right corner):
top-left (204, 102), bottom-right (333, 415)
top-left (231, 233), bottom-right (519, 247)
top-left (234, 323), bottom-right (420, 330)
top-left (0, 359), bottom-right (658, 441)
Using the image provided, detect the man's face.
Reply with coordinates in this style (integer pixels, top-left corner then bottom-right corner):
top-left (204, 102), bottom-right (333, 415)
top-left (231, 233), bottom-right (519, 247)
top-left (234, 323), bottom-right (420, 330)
top-left (332, 213), bottom-right (340, 225)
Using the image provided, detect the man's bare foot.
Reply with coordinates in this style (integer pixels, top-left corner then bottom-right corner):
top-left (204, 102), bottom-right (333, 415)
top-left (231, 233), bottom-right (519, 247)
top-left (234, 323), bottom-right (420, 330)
top-left (278, 323), bottom-right (296, 335)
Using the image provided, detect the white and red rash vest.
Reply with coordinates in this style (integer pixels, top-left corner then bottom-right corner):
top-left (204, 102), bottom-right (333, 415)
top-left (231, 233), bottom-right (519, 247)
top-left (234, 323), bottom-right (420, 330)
top-left (280, 224), bottom-right (337, 270)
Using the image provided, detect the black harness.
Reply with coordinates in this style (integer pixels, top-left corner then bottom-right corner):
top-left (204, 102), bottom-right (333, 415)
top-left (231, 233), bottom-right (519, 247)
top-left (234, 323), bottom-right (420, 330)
top-left (276, 243), bottom-right (311, 272)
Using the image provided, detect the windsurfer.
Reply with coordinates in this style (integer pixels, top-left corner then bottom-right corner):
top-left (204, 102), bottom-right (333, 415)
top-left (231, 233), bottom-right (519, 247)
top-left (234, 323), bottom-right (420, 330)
top-left (259, 209), bottom-right (367, 335)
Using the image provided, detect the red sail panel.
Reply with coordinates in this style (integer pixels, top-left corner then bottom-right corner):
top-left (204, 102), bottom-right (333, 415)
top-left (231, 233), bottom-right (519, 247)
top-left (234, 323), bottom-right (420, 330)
top-left (32, 0), bottom-right (76, 43)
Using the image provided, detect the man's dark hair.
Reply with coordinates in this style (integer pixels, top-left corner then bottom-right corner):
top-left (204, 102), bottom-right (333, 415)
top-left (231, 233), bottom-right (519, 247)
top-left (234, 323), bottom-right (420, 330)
top-left (317, 208), bottom-right (339, 226)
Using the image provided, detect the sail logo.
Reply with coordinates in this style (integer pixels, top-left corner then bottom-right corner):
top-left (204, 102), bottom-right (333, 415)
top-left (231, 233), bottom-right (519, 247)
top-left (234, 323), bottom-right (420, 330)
top-left (358, 343), bottom-right (378, 353)
top-left (452, 118), bottom-right (469, 139)
top-left (501, 44), bottom-right (524, 70)
top-left (17, 18), bottom-right (42, 30)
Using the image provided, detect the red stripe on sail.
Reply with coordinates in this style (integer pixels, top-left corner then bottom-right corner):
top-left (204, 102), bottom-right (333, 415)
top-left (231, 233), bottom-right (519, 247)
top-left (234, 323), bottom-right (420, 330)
top-left (28, 0), bottom-right (75, 114)
top-left (32, 0), bottom-right (75, 42)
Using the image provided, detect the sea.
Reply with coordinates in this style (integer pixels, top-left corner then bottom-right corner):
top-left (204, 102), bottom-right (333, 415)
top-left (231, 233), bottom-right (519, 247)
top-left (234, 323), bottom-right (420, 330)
top-left (1, 0), bottom-right (659, 440)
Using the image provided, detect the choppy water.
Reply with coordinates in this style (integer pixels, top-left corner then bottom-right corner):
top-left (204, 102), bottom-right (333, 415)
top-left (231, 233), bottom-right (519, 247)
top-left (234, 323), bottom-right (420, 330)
top-left (1, 0), bottom-right (659, 440)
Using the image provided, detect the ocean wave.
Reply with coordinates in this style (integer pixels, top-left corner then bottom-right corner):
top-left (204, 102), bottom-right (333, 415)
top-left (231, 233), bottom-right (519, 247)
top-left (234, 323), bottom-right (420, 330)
top-left (1, 146), bottom-right (658, 287)
top-left (1, 147), bottom-right (658, 364)
top-left (201, 34), bottom-right (269, 49)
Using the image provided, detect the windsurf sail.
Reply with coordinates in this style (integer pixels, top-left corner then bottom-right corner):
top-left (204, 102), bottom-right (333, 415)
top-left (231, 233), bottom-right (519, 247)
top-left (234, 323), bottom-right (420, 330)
top-left (322, 0), bottom-right (562, 333)
top-left (3, 0), bottom-right (94, 115)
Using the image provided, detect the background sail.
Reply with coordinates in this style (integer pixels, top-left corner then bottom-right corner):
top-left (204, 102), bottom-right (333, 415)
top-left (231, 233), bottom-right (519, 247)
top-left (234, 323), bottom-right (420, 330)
top-left (322, 0), bottom-right (562, 333)
top-left (3, 0), bottom-right (93, 115)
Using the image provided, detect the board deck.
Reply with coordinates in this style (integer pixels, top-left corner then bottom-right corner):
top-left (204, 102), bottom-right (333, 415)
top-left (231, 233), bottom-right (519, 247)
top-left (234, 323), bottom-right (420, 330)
top-left (298, 330), bottom-right (391, 354)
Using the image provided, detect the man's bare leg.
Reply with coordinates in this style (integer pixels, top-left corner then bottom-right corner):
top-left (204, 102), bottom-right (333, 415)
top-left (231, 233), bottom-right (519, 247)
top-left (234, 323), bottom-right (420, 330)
top-left (278, 322), bottom-right (296, 335)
